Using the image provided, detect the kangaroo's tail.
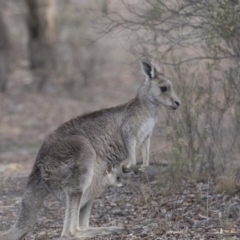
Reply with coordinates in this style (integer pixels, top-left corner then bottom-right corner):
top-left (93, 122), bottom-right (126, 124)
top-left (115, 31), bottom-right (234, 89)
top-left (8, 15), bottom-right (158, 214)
top-left (0, 169), bottom-right (49, 240)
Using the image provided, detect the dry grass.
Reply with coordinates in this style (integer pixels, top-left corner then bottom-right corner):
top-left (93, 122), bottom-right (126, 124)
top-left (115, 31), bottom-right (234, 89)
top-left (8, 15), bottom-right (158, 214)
top-left (215, 176), bottom-right (238, 195)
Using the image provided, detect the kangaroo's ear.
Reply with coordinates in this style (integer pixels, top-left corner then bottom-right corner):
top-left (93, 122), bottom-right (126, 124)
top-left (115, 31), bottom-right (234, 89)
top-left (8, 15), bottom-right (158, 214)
top-left (106, 164), bottom-right (113, 174)
top-left (141, 58), bottom-right (155, 79)
top-left (151, 58), bottom-right (165, 76)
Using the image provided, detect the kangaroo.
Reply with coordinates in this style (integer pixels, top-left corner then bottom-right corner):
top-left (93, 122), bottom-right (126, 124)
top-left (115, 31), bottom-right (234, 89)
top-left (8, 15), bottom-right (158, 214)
top-left (0, 58), bottom-right (180, 240)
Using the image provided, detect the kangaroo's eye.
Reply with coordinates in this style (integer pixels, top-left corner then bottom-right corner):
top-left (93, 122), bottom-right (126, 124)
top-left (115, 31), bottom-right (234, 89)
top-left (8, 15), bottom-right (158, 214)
top-left (160, 86), bottom-right (167, 92)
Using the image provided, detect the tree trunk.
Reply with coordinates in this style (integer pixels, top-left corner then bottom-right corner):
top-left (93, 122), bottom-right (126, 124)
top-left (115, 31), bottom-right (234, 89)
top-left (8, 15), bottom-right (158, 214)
top-left (0, 7), bottom-right (10, 92)
top-left (25, 0), bottom-right (56, 91)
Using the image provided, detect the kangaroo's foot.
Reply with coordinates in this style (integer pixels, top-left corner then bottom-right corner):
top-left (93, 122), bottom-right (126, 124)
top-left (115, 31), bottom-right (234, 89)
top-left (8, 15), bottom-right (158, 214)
top-left (70, 226), bottom-right (124, 239)
top-left (133, 164), bottom-right (148, 175)
top-left (122, 165), bottom-right (133, 173)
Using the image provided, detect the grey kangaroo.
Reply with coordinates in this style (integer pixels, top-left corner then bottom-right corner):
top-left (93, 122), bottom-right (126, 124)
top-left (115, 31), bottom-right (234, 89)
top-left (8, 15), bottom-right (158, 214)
top-left (0, 58), bottom-right (180, 240)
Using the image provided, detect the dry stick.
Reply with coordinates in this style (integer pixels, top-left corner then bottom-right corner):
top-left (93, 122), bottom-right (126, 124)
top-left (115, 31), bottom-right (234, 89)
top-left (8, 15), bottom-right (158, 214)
top-left (143, 164), bottom-right (156, 211)
top-left (207, 177), bottom-right (210, 224)
top-left (147, 151), bottom-right (169, 230)
top-left (206, 232), bottom-right (240, 237)
top-left (193, 226), bottom-right (238, 230)
top-left (150, 151), bottom-right (185, 232)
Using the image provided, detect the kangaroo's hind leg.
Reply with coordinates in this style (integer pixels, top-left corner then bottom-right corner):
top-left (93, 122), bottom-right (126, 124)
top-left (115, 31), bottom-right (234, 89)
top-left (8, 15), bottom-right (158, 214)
top-left (79, 200), bottom-right (93, 229)
top-left (61, 191), bottom-right (83, 238)
top-left (60, 136), bottom-right (96, 238)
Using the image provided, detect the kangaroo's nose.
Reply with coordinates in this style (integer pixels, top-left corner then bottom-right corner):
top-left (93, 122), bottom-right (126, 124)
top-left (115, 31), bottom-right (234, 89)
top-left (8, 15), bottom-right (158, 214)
top-left (175, 101), bottom-right (180, 107)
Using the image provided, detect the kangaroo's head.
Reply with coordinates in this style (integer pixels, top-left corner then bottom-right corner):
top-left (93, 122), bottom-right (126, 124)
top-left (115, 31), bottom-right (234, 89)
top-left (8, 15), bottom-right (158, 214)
top-left (105, 164), bottom-right (123, 187)
top-left (140, 58), bottom-right (180, 110)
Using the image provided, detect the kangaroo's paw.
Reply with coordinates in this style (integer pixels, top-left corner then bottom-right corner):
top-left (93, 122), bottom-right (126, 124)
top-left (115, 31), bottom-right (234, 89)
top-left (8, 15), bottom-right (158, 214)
top-left (133, 166), bottom-right (143, 175)
top-left (122, 165), bottom-right (132, 173)
top-left (133, 165), bottom-right (148, 175)
top-left (139, 164), bottom-right (148, 171)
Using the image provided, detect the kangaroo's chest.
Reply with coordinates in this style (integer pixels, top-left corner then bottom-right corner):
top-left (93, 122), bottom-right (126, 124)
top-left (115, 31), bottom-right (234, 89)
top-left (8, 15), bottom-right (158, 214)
top-left (137, 118), bottom-right (156, 144)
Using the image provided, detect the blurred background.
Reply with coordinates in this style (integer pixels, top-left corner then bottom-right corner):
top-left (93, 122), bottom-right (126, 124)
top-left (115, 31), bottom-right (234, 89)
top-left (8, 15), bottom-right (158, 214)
top-left (1, 0), bottom-right (240, 185)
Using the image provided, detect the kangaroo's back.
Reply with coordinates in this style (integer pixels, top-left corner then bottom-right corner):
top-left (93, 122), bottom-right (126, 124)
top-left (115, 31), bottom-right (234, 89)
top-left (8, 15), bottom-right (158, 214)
top-left (36, 98), bottom-right (140, 166)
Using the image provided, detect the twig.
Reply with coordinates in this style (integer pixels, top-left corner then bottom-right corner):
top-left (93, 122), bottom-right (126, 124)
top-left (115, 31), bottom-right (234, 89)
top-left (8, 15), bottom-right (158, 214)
top-left (207, 177), bottom-right (210, 223)
top-left (206, 232), bottom-right (240, 237)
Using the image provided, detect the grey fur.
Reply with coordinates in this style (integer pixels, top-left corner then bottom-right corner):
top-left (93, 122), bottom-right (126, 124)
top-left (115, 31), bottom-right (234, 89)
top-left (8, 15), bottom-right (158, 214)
top-left (0, 58), bottom-right (180, 240)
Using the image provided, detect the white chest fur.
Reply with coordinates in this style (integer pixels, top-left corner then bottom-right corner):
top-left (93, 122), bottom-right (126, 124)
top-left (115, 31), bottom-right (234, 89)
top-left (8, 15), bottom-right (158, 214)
top-left (137, 118), bottom-right (156, 145)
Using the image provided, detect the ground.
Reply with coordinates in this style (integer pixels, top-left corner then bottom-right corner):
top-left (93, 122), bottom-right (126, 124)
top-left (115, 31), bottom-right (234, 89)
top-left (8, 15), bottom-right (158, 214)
top-left (0, 91), bottom-right (240, 240)
top-left (1, 168), bottom-right (240, 239)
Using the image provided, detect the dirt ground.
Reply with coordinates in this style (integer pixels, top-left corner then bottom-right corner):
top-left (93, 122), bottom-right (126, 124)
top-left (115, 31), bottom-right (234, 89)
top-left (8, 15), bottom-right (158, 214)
top-left (1, 168), bottom-right (240, 240)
